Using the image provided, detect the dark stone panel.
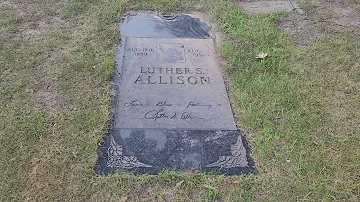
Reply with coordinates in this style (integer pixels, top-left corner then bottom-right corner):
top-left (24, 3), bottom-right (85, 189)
top-left (120, 13), bottom-right (211, 39)
top-left (96, 129), bottom-right (254, 175)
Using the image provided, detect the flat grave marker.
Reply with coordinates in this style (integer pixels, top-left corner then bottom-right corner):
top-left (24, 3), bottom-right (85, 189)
top-left (96, 12), bottom-right (254, 175)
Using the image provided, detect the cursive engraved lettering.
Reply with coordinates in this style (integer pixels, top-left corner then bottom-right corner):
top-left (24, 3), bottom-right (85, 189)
top-left (156, 101), bottom-right (173, 107)
top-left (144, 109), bottom-right (169, 121)
top-left (181, 112), bottom-right (204, 120)
top-left (186, 102), bottom-right (212, 109)
top-left (170, 113), bottom-right (177, 119)
top-left (124, 99), bottom-right (142, 107)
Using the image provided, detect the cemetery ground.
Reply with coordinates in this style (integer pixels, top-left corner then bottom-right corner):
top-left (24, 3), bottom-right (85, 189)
top-left (0, 0), bottom-right (359, 201)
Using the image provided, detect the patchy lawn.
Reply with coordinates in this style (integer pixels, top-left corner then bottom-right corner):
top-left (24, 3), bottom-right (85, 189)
top-left (0, 0), bottom-right (359, 201)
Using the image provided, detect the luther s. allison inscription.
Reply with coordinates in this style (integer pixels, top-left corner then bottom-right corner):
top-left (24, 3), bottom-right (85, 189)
top-left (115, 37), bottom-right (236, 130)
top-left (134, 66), bottom-right (210, 85)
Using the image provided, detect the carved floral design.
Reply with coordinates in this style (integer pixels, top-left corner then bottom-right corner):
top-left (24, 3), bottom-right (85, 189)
top-left (205, 135), bottom-right (248, 168)
top-left (107, 135), bottom-right (152, 169)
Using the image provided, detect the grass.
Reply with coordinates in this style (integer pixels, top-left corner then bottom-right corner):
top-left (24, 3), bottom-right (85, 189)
top-left (0, 0), bottom-right (359, 201)
top-left (348, 0), bottom-right (360, 10)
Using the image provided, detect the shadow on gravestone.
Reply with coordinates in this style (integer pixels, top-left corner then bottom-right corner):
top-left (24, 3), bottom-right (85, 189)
top-left (95, 11), bottom-right (255, 175)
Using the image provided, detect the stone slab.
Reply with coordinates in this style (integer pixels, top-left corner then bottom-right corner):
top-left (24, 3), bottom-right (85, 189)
top-left (96, 129), bottom-right (254, 175)
top-left (238, 1), bottom-right (303, 14)
top-left (96, 12), bottom-right (254, 176)
top-left (114, 37), bottom-right (236, 130)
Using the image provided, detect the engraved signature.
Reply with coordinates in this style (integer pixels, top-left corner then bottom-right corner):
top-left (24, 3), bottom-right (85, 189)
top-left (186, 102), bottom-right (212, 109)
top-left (144, 109), bottom-right (203, 121)
top-left (181, 112), bottom-right (204, 120)
top-left (144, 109), bottom-right (169, 121)
top-left (124, 99), bottom-right (142, 107)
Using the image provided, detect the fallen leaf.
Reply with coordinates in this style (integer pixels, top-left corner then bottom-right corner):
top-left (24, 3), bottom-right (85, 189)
top-left (256, 52), bottom-right (268, 59)
top-left (119, 196), bottom-right (127, 202)
top-left (174, 180), bottom-right (184, 189)
top-left (168, 180), bottom-right (184, 196)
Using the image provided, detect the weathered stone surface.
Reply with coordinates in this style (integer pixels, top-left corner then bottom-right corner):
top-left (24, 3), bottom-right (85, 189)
top-left (115, 37), bottom-right (236, 130)
top-left (96, 129), bottom-right (254, 175)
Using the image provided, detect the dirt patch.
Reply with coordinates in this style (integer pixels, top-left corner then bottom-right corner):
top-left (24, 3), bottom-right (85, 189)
top-left (1, 0), bottom-right (69, 41)
top-left (18, 15), bottom-right (69, 40)
top-left (277, 12), bottom-right (322, 46)
top-left (277, 0), bottom-right (360, 46)
top-left (20, 29), bottom-right (42, 40)
top-left (35, 89), bottom-right (64, 110)
top-left (0, 0), bottom-right (19, 10)
top-left (237, 0), bottom-right (303, 14)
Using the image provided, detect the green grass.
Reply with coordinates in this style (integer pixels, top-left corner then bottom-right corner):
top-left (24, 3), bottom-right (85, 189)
top-left (348, 0), bottom-right (360, 10)
top-left (0, 0), bottom-right (359, 201)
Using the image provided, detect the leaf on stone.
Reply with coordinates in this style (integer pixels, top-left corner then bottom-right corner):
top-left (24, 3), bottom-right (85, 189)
top-left (256, 52), bottom-right (268, 60)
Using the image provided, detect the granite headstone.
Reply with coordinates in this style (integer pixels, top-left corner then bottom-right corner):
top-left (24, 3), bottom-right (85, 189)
top-left (96, 12), bottom-right (254, 175)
